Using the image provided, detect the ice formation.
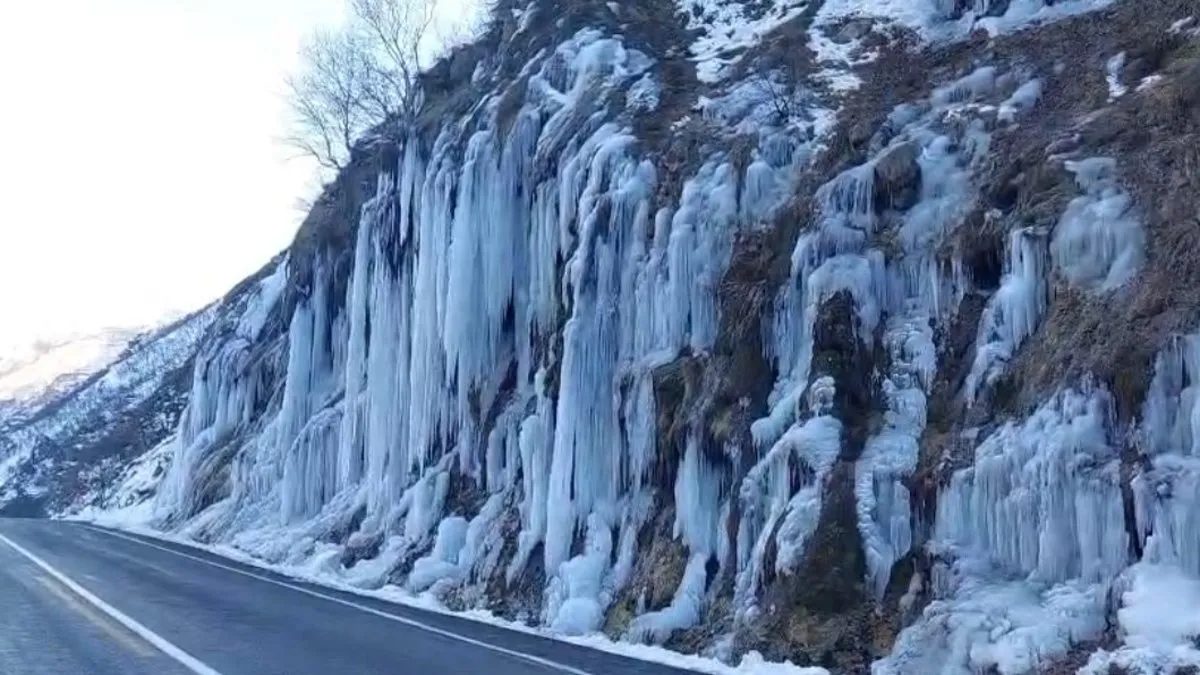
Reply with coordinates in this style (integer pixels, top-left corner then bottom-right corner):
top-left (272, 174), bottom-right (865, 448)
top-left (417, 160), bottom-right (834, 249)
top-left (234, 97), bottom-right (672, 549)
top-left (72, 0), bottom-right (1173, 670)
top-left (937, 386), bottom-right (1128, 584)
top-left (883, 326), bottom-right (1200, 673)
top-left (1051, 157), bottom-right (1144, 292)
top-left (1106, 52), bottom-right (1128, 101)
top-left (745, 64), bottom-right (1054, 613)
top-left (964, 228), bottom-right (1049, 405)
top-left (1134, 334), bottom-right (1200, 577)
top-left (877, 386), bottom-right (1126, 675)
top-left (1080, 563), bottom-right (1200, 674)
top-left (876, 554), bottom-right (1110, 675)
top-left (146, 26), bottom-right (810, 643)
top-left (1070, 332), bottom-right (1200, 672)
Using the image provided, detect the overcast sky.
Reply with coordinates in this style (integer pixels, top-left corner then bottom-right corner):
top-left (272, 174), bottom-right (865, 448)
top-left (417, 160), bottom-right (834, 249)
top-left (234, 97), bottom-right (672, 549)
top-left (0, 0), bottom-right (378, 350)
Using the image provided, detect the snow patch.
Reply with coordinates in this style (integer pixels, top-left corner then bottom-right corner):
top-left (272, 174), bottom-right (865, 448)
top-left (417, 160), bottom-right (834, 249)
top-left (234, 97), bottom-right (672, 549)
top-left (680, 0), bottom-right (813, 83)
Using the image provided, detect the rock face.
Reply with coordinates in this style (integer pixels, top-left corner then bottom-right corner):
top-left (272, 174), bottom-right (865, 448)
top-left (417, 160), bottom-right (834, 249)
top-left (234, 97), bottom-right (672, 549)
top-left (12, 0), bottom-right (1200, 673)
top-left (872, 143), bottom-right (922, 212)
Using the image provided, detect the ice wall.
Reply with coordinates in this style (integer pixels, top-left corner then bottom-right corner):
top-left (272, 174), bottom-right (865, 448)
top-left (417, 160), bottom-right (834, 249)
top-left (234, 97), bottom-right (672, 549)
top-left (1134, 334), bottom-right (1200, 577)
top-left (741, 64), bottom-right (1048, 616)
top-left (153, 26), bottom-right (809, 639)
top-left (883, 314), bottom-right (1200, 675)
top-left (140, 4), bottom-right (1163, 668)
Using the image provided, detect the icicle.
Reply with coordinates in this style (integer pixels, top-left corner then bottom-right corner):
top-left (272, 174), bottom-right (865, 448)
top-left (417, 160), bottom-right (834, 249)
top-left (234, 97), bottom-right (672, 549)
top-left (1133, 332), bottom-right (1200, 577)
top-left (337, 187), bottom-right (376, 491)
top-left (1052, 157), bottom-right (1144, 292)
top-left (857, 315), bottom-right (932, 600)
top-left (935, 387), bottom-right (1128, 584)
top-left (673, 434), bottom-right (725, 557)
top-left (965, 228), bottom-right (1049, 405)
top-left (736, 398), bottom-right (842, 614)
top-left (281, 406), bottom-right (342, 522)
top-left (544, 513), bottom-right (614, 635)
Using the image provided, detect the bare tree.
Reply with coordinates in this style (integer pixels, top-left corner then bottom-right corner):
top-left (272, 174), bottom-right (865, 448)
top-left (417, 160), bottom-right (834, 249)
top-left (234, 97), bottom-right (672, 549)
top-left (284, 0), bottom-right (483, 173)
top-left (285, 27), bottom-right (382, 171)
top-left (350, 0), bottom-right (437, 121)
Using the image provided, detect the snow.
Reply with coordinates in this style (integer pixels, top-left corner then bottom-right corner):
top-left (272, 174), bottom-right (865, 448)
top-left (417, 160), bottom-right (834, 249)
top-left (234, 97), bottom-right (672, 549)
top-left (813, 0), bottom-right (1116, 48)
top-left (679, 0), bottom-right (812, 83)
top-left (1106, 52), bottom-right (1128, 101)
top-left (1081, 563), bottom-right (1200, 674)
top-left (875, 554), bottom-right (1109, 675)
top-left (1169, 16), bottom-right (1197, 35)
top-left (0, 327), bottom-right (138, 409)
top-left (0, 304), bottom-right (218, 510)
top-left (1136, 73), bottom-right (1164, 92)
top-left (70, 436), bottom-right (177, 522)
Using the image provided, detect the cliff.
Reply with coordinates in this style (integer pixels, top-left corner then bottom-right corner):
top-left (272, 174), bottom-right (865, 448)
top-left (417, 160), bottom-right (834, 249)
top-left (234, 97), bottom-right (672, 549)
top-left (8, 0), bottom-right (1200, 673)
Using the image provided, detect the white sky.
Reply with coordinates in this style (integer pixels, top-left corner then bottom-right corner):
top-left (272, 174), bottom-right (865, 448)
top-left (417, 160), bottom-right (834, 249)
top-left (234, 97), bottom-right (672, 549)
top-left (0, 0), bottom-right (344, 351)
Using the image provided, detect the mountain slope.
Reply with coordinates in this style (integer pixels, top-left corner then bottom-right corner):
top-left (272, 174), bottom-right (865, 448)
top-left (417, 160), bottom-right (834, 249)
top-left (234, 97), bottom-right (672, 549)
top-left (13, 0), bottom-right (1200, 673)
top-left (0, 327), bottom-right (141, 424)
top-left (0, 306), bottom-right (229, 517)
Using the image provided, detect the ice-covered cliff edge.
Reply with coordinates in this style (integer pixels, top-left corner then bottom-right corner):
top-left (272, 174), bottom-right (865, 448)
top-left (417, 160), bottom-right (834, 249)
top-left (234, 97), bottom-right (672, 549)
top-left (19, 0), bottom-right (1200, 672)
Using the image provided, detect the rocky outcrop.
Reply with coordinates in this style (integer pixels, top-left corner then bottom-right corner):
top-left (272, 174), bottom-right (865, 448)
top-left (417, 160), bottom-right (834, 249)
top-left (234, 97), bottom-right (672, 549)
top-left (872, 143), bottom-right (922, 212)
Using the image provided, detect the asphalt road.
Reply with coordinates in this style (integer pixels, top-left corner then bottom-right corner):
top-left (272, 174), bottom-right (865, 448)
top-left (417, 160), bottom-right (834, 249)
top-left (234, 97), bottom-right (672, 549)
top-left (0, 518), bottom-right (700, 675)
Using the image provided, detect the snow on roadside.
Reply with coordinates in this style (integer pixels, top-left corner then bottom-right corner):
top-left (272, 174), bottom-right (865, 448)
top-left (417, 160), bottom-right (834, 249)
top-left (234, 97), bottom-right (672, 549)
top-left (67, 511), bottom-right (828, 675)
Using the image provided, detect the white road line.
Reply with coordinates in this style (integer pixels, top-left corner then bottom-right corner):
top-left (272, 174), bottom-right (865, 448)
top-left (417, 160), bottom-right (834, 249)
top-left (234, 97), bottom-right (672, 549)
top-left (0, 532), bottom-right (223, 675)
top-left (85, 525), bottom-right (593, 675)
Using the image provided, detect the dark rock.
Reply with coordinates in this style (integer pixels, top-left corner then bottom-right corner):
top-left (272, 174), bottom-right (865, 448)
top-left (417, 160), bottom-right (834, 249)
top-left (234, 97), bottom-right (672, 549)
top-left (486, 510), bottom-right (547, 626)
top-left (603, 504), bottom-right (688, 639)
top-left (810, 291), bottom-right (879, 461)
top-left (340, 530), bottom-right (384, 569)
top-left (872, 142), bottom-right (922, 212)
top-left (833, 19), bottom-right (873, 45)
top-left (939, 0), bottom-right (1010, 20)
top-left (651, 353), bottom-right (705, 488)
top-left (980, 0), bottom-right (1011, 17)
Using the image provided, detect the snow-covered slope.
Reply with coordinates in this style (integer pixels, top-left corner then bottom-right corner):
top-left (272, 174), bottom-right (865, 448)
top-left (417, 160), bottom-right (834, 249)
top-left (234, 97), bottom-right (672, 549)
top-left (0, 328), bottom-right (141, 423)
top-left (0, 306), bottom-right (226, 516)
top-left (18, 0), bottom-right (1200, 672)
